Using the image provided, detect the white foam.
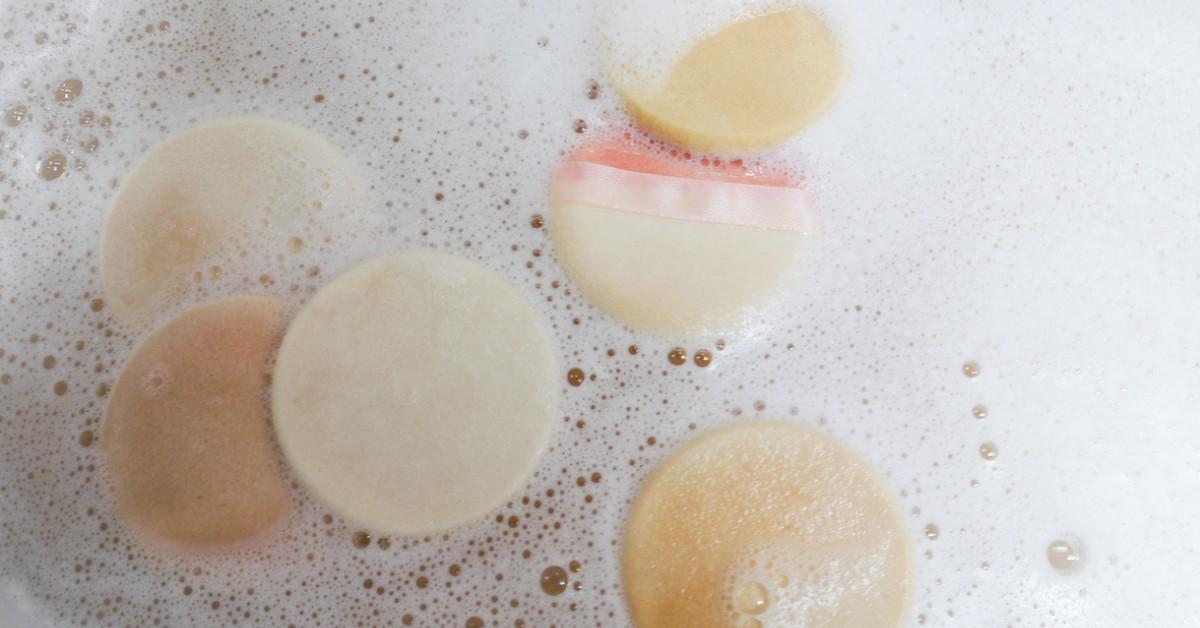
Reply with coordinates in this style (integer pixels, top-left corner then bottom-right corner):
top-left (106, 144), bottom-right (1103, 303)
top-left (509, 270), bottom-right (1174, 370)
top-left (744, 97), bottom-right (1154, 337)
top-left (0, 0), bottom-right (1198, 626)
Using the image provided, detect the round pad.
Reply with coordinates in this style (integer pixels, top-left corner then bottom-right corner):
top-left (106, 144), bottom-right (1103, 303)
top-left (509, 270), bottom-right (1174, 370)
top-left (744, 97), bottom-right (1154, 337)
top-left (101, 296), bottom-right (291, 547)
top-left (623, 421), bottom-right (911, 627)
top-left (101, 117), bottom-right (366, 321)
top-left (549, 144), bottom-right (817, 336)
top-left (272, 251), bottom-right (558, 535)
top-left (601, 7), bottom-right (842, 150)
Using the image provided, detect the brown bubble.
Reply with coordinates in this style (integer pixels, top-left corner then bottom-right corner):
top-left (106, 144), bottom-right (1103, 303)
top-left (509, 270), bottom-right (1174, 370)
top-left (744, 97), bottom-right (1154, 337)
top-left (568, 560), bottom-right (582, 573)
top-left (352, 531), bottom-right (372, 548)
top-left (573, 119), bottom-right (588, 133)
top-left (667, 347), bottom-right (687, 366)
top-left (465, 618), bottom-right (484, 628)
top-left (287, 236), bottom-right (304, 253)
top-left (53, 381), bottom-right (68, 395)
top-left (628, 345), bottom-right (639, 355)
top-left (314, 94), bottom-right (325, 103)
top-left (567, 368), bottom-right (585, 387)
top-left (540, 565), bottom-right (568, 595)
top-left (586, 79), bottom-right (600, 100)
top-left (377, 537), bottom-right (391, 550)
top-left (4, 104), bottom-right (28, 127)
top-left (402, 615), bottom-right (414, 625)
top-left (972, 404), bottom-right (988, 419)
top-left (79, 430), bottom-right (94, 447)
top-left (979, 442), bottom-right (998, 460)
top-left (416, 576), bottom-right (429, 588)
top-left (42, 355), bottom-right (56, 369)
top-left (54, 78), bottom-right (83, 105)
top-left (36, 151), bottom-right (68, 181)
top-left (530, 214), bottom-right (544, 229)
top-left (449, 564), bottom-right (462, 576)
top-left (962, 360), bottom-right (980, 378)
top-left (90, 298), bottom-right (105, 312)
top-left (693, 349), bottom-right (712, 367)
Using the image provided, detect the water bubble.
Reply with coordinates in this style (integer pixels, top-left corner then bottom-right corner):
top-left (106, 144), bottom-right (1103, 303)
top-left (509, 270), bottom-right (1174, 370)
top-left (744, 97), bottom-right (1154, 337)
top-left (539, 565), bottom-right (568, 595)
top-left (972, 404), bottom-right (988, 419)
top-left (962, 360), bottom-right (980, 378)
top-left (1048, 537), bottom-right (1082, 572)
top-left (735, 581), bottom-right (769, 615)
top-left (979, 442), bottom-right (998, 460)
top-left (54, 78), bottom-right (83, 105)
top-left (667, 347), bottom-right (687, 366)
top-left (924, 523), bottom-right (940, 540)
top-left (566, 368), bottom-right (585, 387)
top-left (3, 104), bottom-right (27, 127)
top-left (36, 151), bottom-right (68, 180)
top-left (693, 349), bottom-right (712, 367)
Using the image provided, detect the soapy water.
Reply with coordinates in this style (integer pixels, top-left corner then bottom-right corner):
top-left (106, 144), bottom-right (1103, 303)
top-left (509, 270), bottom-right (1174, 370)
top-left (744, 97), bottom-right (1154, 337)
top-left (0, 1), bottom-right (1199, 626)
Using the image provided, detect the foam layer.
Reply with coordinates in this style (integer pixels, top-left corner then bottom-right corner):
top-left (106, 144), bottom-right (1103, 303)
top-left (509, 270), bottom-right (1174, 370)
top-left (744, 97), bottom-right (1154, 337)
top-left (0, 1), bottom-right (1198, 626)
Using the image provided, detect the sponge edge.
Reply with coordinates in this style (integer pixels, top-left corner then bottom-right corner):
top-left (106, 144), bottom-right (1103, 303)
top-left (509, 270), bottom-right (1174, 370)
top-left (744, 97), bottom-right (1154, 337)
top-left (617, 8), bottom-right (842, 151)
top-left (271, 251), bottom-right (558, 536)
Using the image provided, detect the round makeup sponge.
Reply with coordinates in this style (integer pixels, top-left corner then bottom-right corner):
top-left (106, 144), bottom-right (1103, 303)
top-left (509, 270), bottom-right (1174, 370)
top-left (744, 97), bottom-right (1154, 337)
top-left (549, 146), bottom-right (818, 336)
top-left (101, 117), bottom-right (366, 321)
top-left (271, 251), bottom-right (558, 535)
top-left (623, 421), bottom-right (912, 627)
top-left (601, 7), bottom-right (842, 150)
top-left (101, 296), bottom-right (291, 548)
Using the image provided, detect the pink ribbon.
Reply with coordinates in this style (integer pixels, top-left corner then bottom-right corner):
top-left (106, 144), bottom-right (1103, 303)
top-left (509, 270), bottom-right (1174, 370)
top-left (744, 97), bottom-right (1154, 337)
top-left (549, 160), bottom-right (820, 234)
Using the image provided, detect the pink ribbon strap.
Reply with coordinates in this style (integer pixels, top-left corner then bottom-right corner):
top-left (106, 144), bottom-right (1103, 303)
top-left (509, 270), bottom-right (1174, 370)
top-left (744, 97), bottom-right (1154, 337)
top-left (549, 160), bottom-right (820, 234)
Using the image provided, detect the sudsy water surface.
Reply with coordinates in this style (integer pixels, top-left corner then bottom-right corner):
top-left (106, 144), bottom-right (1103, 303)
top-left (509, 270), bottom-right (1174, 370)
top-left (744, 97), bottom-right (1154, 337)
top-left (1, 1), bottom-right (1200, 627)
